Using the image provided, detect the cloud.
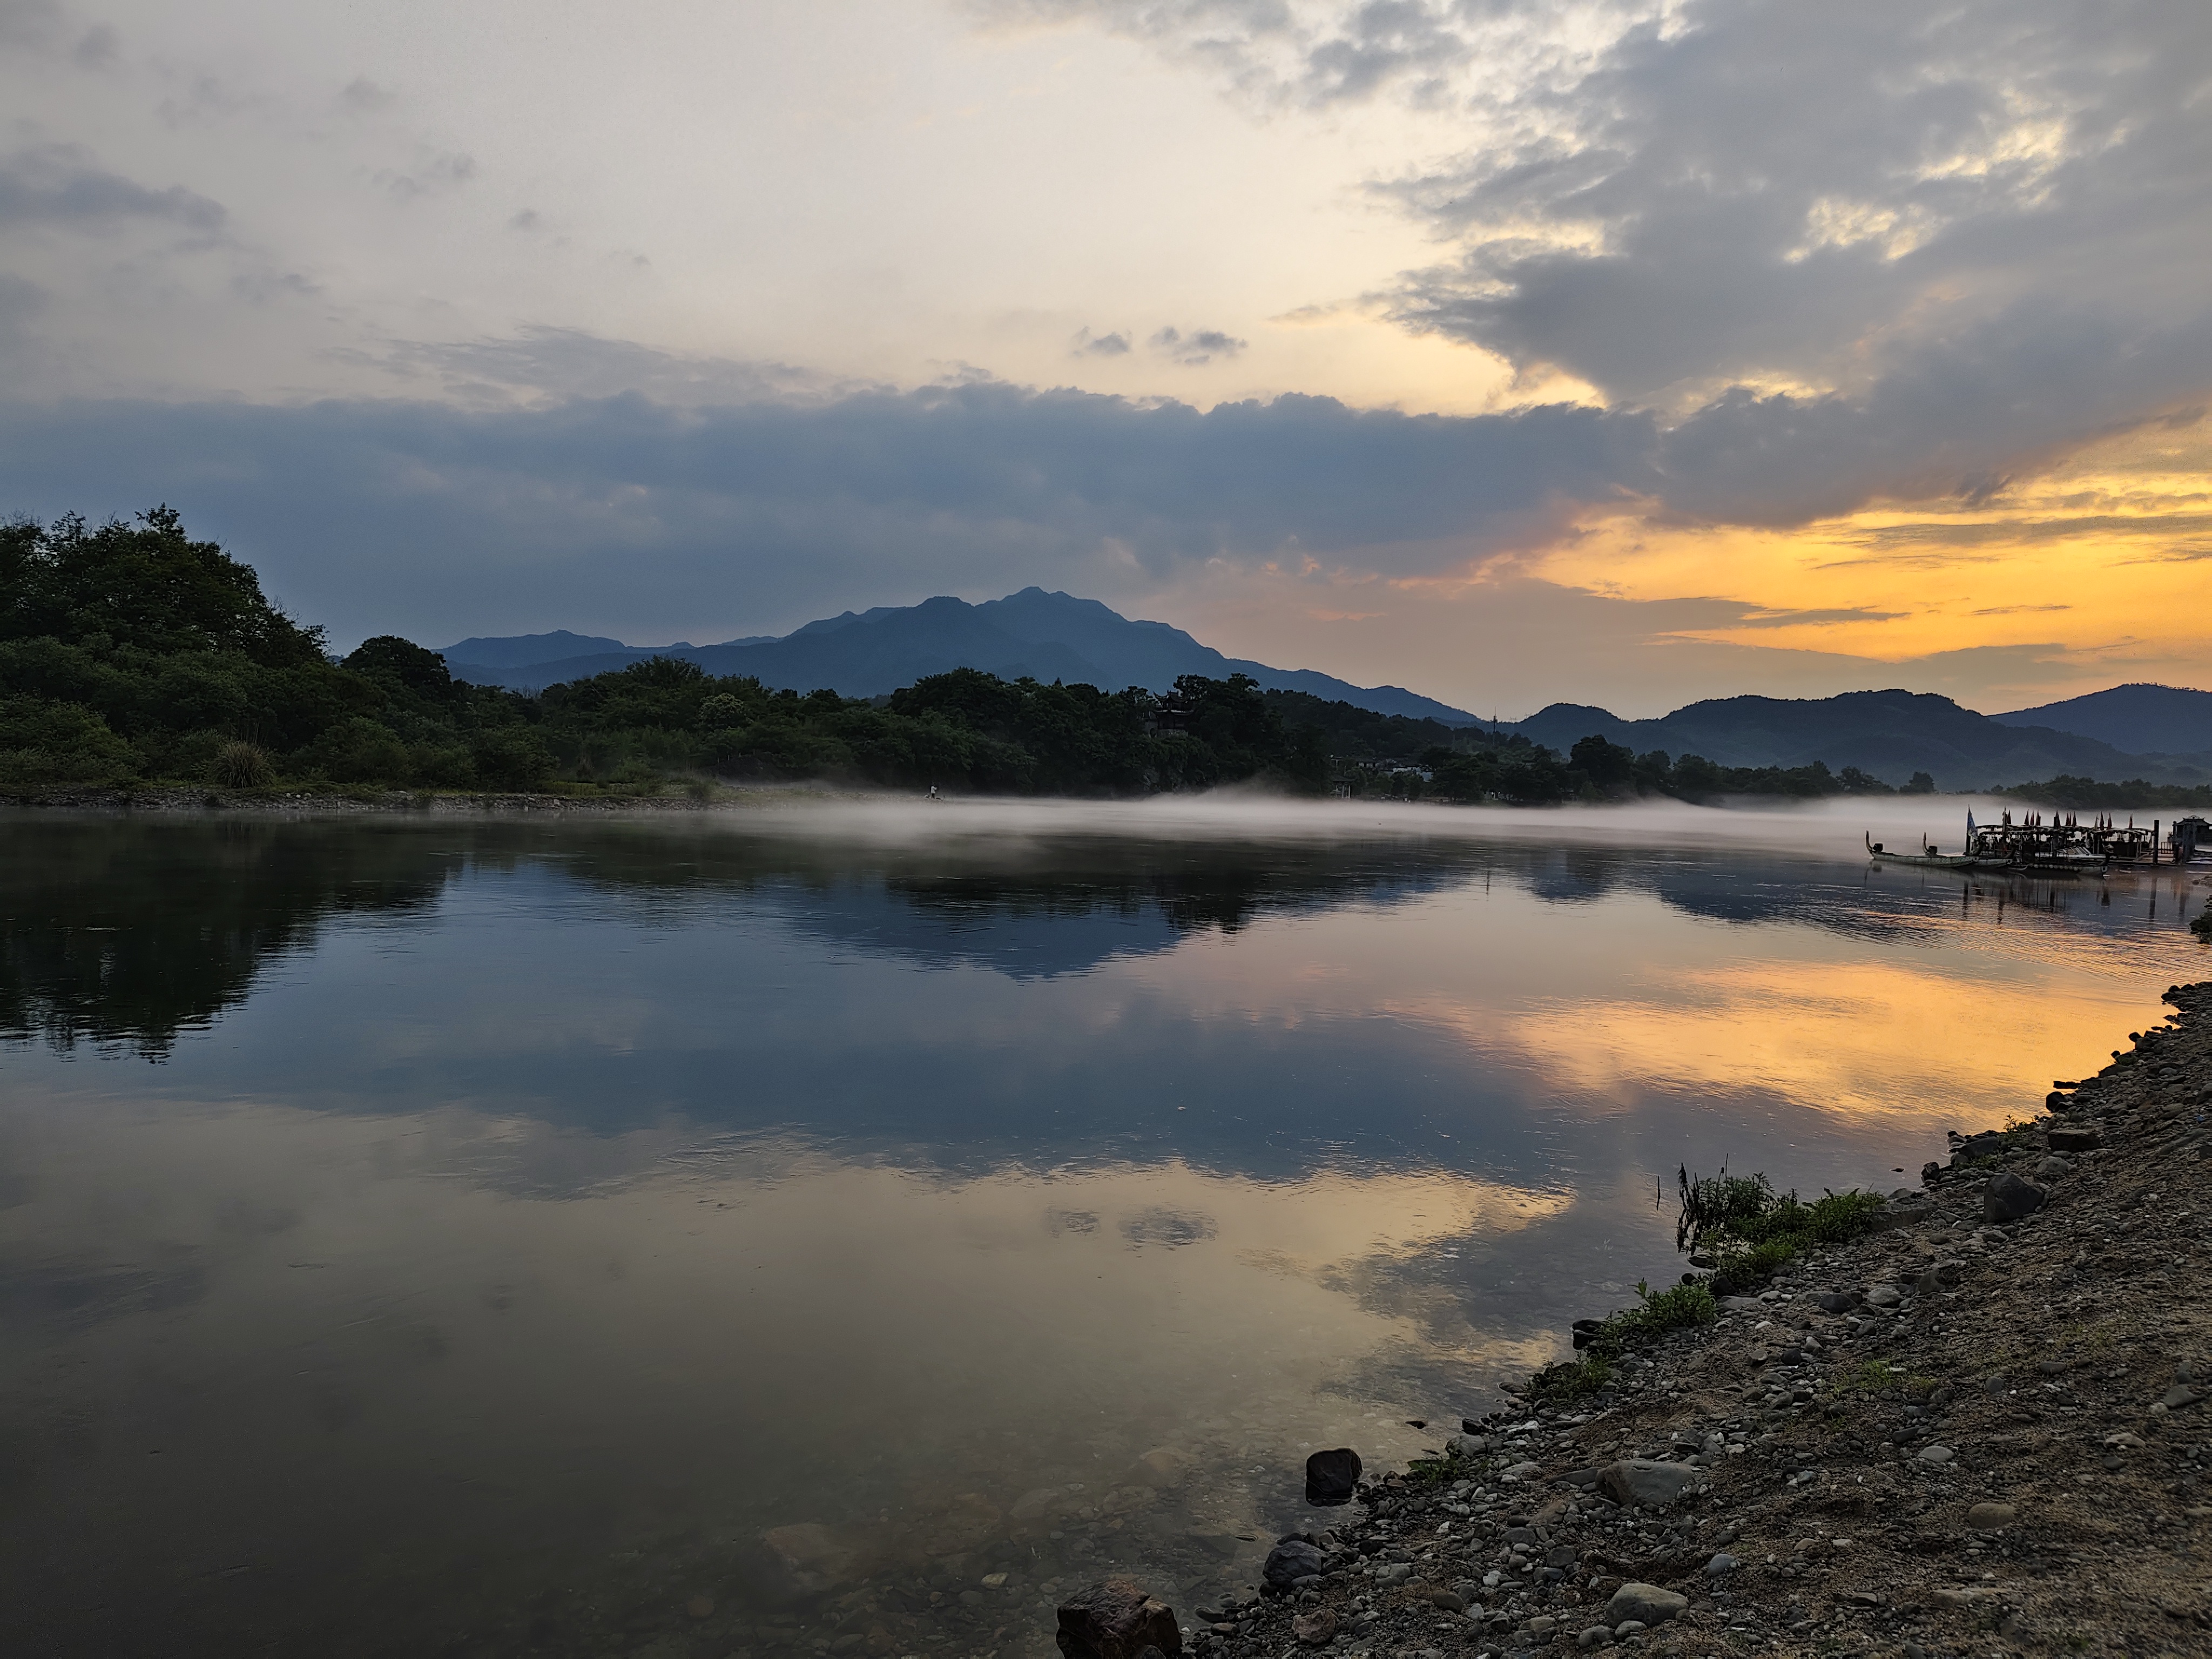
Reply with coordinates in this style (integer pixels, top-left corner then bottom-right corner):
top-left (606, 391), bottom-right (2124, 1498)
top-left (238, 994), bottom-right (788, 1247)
top-left (70, 22), bottom-right (115, 69)
top-left (340, 76), bottom-right (395, 112)
top-left (377, 151), bottom-right (476, 200)
top-left (1002, 0), bottom-right (2212, 527)
top-left (1150, 325), bottom-right (1246, 365)
top-left (0, 373), bottom-right (1656, 643)
top-left (347, 325), bottom-right (871, 409)
top-left (1073, 327), bottom-right (1131, 356)
top-left (0, 144), bottom-right (226, 234)
top-left (0, 0), bottom-right (61, 49)
top-left (1721, 606), bottom-right (1907, 631)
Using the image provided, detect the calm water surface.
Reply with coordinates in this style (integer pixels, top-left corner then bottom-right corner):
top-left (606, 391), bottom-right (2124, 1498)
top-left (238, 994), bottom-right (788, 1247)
top-left (1, 801), bottom-right (2202, 1657)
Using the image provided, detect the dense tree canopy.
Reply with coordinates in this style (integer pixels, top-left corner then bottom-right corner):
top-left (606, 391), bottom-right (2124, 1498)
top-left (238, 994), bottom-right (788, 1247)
top-left (0, 510), bottom-right (1937, 806)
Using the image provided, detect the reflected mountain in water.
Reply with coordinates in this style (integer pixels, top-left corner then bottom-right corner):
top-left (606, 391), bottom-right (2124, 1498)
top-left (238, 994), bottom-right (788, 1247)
top-left (0, 815), bottom-right (2172, 1064)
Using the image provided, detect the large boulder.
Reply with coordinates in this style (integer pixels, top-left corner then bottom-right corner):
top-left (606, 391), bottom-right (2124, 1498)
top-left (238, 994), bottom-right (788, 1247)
top-left (1262, 1537), bottom-right (1328, 1589)
top-left (1596, 1460), bottom-right (1698, 1508)
top-left (1056, 1580), bottom-right (1182, 1659)
top-left (2047, 1126), bottom-right (2101, 1154)
top-left (1983, 1171), bottom-right (2047, 1223)
top-left (1604, 1582), bottom-right (1689, 1626)
top-left (1304, 1448), bottom-right (1361, 1506)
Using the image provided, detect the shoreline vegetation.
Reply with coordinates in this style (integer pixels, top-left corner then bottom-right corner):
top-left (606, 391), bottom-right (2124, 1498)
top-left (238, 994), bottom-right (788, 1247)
top-left (1063, 987), bottom-right (2210, 1659)
top-left (5, 509), bottom-right (2187, 812)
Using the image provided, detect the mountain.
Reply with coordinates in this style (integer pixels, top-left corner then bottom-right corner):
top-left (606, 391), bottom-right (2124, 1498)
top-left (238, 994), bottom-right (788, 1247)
top-left (1502, 689), bottom-right (2212, 791)
top-left (439, 630), bottom-right (640, 670)
top-left (1992, 683), bottom-right (2212, 756)
top-left (433, 589), bottom-right (1479, 724)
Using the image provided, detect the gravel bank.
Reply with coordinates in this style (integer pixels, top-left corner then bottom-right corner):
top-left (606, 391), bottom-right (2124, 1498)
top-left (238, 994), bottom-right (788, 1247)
top-left (1183, 984), bottom-right (2212, 1659)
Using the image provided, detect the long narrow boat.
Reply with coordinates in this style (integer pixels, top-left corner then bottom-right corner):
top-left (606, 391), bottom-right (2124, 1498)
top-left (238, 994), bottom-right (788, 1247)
top-left (1864, 832), bottom-right (1982, 869)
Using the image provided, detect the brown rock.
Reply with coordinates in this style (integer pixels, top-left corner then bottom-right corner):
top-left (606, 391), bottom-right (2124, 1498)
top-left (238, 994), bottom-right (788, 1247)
top-left (1134, 1447), bottom-right (1194, 1487)
top-left (2047, 1126), bottom-right (2101, 1153)
top-left (737, 1522), bottom-right (868, 1606)
top-left (1291, 1609), bottom-right (1338, 1647)
top-left (1056, 1579), bottom-right (1183, 1659)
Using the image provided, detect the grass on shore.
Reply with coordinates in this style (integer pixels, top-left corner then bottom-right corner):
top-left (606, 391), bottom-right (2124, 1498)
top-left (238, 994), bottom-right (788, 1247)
top-left (1521, 1172), bottom-right (1888, 1407)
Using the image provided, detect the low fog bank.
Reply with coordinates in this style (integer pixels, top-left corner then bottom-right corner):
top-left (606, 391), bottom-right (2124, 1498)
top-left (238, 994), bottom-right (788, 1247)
top-left (696, 790), bottom-right (2051, 863)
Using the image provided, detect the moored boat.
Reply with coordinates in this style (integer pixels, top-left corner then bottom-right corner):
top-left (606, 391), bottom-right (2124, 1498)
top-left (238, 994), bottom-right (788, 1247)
top-left (1864, 832), bottom-right (1983, 869)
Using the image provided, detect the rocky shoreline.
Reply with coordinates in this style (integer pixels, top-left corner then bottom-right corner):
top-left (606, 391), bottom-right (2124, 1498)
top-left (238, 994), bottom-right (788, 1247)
top-left (1083, 982), bottom-right (2212, 1659)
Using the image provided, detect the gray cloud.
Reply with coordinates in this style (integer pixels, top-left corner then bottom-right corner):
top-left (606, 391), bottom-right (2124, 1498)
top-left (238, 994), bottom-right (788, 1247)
top-left (1150, 325), bottom-right (1245, 365)
top-left (70, 21), bottom-right (114, 68)
top-left (340, 76), bottom-right (395, 112)
top-left (1073, 327), bottom-right (1131, 356)
top-left (0, 375), bottom-right (1654, 642)
top-left (0, 0), bottom-right (61, 48)
top-left (347, 325), bottom-right (872, 409)
top-left (0, 144), bottom-right (226, 234)
top-left (996, 0), bottom-right (2212, 525)
top-left (377, 151), bottom-right (476, 200)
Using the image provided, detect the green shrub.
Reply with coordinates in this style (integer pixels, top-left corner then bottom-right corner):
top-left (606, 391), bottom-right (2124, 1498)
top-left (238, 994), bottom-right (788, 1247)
top-left (211, 740), bottom-right (275, 788)
top-left (0, 696), bottom-right (136, 784)
top-left (294, 716), bottom-right (409, 784)
top-left (470, 725), bottom-right (552, 790)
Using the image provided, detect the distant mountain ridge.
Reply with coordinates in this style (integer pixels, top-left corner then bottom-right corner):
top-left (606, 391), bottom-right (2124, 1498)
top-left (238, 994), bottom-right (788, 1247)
top-left (1992, 683), bottom-right (2212, 756)
top-left (1501, 689), bottom-right (2212, 792)
top-left (435, 588), bottom-right (1480, 726)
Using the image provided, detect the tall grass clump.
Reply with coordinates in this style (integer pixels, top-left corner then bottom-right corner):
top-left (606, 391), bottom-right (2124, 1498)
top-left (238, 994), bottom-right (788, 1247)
top-left (1524, 1169), bottom-right (1888, 1405)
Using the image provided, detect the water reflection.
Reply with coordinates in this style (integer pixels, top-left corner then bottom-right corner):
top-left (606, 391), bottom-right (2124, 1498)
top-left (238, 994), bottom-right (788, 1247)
top-left (0, 810), bottom-right (2203, 1658)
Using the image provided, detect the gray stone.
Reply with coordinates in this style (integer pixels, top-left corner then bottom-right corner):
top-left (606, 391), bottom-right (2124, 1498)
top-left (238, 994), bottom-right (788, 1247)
top-left (1304, 1448), bottom-right (1361, 1506)
top-left (1703, 1553), bottom-right (1738, 1577)
top-left (2047, 1126), bottom-right (2101, 1154)
top-left (2036, 1155), bottom-right (2074, 1180)
top-left (1447, 1433), bottom-right (1491, 1457)
top-left (1262, 1540), bottom-right (1327, 1590)
top-left (1577, 1628), bottom-right (1613, 1650)
top-left (1982, 1172), bottom-right (2046, 1223)
top-left (1917, 1444), bottom-right (1955, 1464)
top-left (1865, 1284), bottom-right (1904, 1308)
top-left (1966, 1501), bottom-right (2016, 1529)
top-left (1597, 1460), bottom-right (1699, 1508)
top-left (1816, 1291), bottom-right (1858, 1313)
top-left (2161, 1385), bottom-right (2205, 1410)
top-left (1500, 1460), bottom-right (1544, 1481)
top-left (1604, 1583), bottom-right (1688, 1626)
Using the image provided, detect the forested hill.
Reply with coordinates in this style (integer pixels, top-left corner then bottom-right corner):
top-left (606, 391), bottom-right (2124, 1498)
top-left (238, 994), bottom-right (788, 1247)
top-left (0, 510), bottom-right (2173, 807)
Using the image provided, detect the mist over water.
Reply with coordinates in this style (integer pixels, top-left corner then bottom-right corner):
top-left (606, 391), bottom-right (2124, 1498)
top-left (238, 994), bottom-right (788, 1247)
top-left (0, 803), bottom-right (2201, 1657)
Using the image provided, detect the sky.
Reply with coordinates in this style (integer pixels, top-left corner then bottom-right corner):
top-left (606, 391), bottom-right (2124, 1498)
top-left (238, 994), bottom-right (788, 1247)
top-left (2, 0), bottom-right (2209, 717)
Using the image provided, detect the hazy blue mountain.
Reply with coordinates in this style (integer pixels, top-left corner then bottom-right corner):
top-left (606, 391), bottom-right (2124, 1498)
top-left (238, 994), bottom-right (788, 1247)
top-left (1502, 689), bottom-right (2207, 790)
top-left (1993, 683), bottom-right (2212, 756)
top-left (434, 588), bottom-right (1480, 722)
top-left (437, 628), bottom-right (773, 686)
